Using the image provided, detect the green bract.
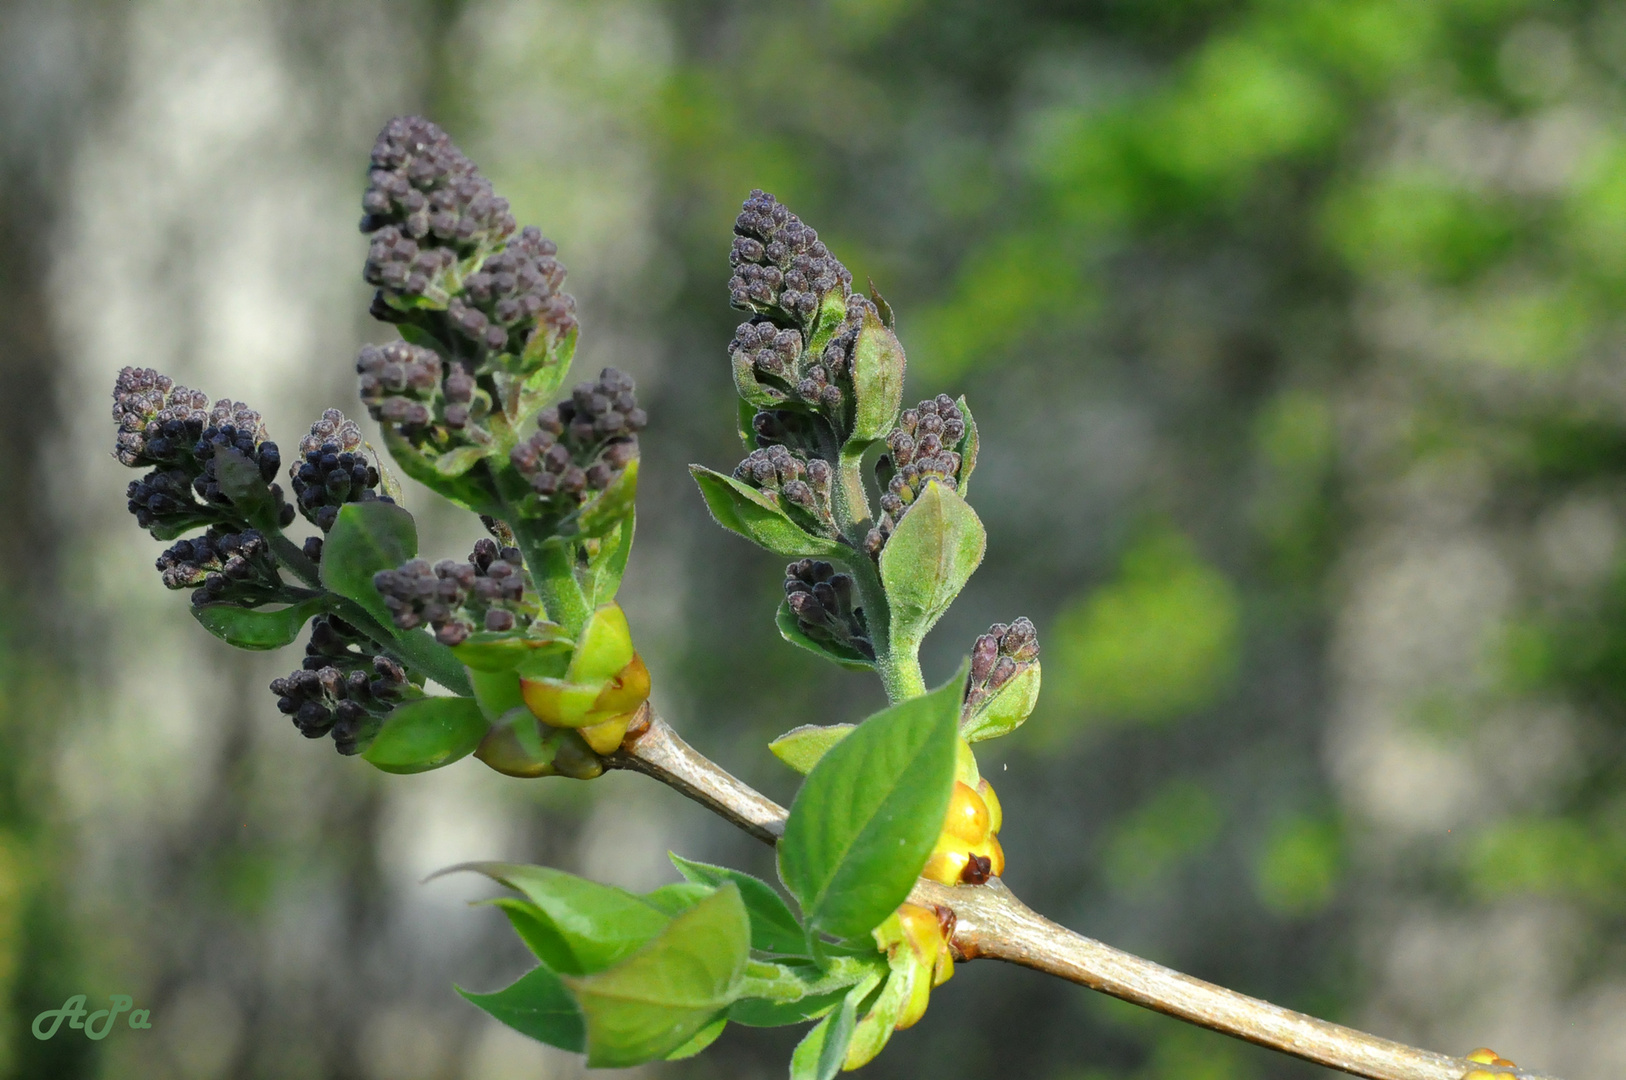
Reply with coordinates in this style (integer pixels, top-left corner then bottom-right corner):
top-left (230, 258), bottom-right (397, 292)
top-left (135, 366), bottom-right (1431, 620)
top-left (690, 466), bottom-right (846, 559)
top-left (879, 481), bottom-right (986, 656)
top-left (191, 596), bottom-right (327, 651)
top-left (962, 661), bottom-right (1042, 742)
top-left (362, 697), bottom-right (488, 774)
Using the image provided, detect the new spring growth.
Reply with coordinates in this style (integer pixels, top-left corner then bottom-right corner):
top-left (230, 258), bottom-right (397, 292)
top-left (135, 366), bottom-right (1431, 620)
top-left (156, 528), bottom-right (281, 606)
top-left (114, 366), bottom-right (295, 537)
top-left (783, 559), bottom-right (874, 661)
top-left (508, 367), bottom-right (644, 525)
top-left (373, 539), bottom-right (538, 646)
top-left (866, 395), bottom-right (973, 556)
top-left (291, 408), bottom-right (395, 532)
top-left (271, 651), bottom-right (413, 756)
top-left (516, 603), bottom-right (650, 756)
top-left (922, 738), bottom-right (1006, 887)
top-left (844, 902), bottom-right (957, 1071)
top-left (961, 617), bottom-right (1042, 743)
top-left (734, 446), bottom-right (836, 537)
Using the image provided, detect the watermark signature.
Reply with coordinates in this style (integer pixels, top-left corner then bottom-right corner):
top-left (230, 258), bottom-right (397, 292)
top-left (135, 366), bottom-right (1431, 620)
top-left (32, 995), bottom-right (152, 1040)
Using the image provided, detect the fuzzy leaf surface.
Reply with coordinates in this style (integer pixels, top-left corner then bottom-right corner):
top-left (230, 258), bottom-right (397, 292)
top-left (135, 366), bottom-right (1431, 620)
top-left (690, 466), bottom-right (844, 558)
top-left (777, 675), bottom-right (961, 945)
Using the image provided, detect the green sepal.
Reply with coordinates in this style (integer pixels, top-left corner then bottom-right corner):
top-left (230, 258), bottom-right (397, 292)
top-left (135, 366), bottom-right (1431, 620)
top-left (732, 348), bottom-right (790, 409)
top-left (846, 303), bottom-right (905, 446)
top-left (768, 724), bottom-right (855, 776)
top-left (670, 854), bottom-right (808, 956)
top-left (565, 884), bottom-right (750, 1068)
top-left (362, 696), bottom-right (489, 774)
top-left (191, 596), bottom-right (327, 651)
top-left (775, 602), bottom-right (875, 671)
top-left (319, 501), bottom-right (419, 628)
top-left (961, 661), bottom-right (1042, 743)
top-left (457, 965), bottom-right (585, 1053)
top-left (778, 668), bottom-right (963, 947)
top-left (512, 324), bottom-right (577, 422)
top-left (878, 481), bottom-right (985, 654)
top-left (690, 465), bottom-right (846, 558)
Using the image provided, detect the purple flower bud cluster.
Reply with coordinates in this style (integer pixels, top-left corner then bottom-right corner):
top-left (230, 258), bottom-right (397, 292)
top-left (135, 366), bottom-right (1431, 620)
top-left (290, 409), bottom-right (394, 531)
top-left (156, 527), bottom-right (278, 604)
top-left (509, 368), bottom-right (643, 511)
top-left (448, 226), bottom-right (577, 355)
top-left (361, 116), bottom-right (516, 308)
top-left (113, 367), bottom-right (294, 535)
top-left (864, 396), bottom-right (968, 555)
top-left (734, 445), bottom-right (835, 534)
top-left (964, 618), bottom-right (1040, 714)
top-left (373, 539), bottom-right (533, 646)
top-left (271, 652), bottom-right (410, 755)
top-left (729, 189), bottom-right (852, 326)
top-left (784, 560), bottom-right (874, 661)
top-left (355, 340), bottom-right (443, 431)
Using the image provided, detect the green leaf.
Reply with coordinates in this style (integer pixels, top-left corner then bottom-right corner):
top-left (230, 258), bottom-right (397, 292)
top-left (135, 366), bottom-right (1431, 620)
top-left (433, 444), bottom-right (489, 477)
top-left (191, 596), bottom-right (326, 651)
top-left (775, 602), bottom-right (875, 671)
top-left (777, 671), bottom-right (962, 945)
top-left (319, 501), bottom-right (419, 627)
top-left (878, 481), bottom-right (985, 653)
top-left (468, 668), bottom-right (526, 723)
top-left (458, 965), bottom-right (585, 1053)
top-left (846, 304), bottom-right (906, 445)
top-left (213, 445), bottom-right (281, 532)
top-left (789, 972), bottom-right (879, 1080)
top-left (664, 1015), bottom-right (726, 1060)
top-left (380, 427), bottom-right (502, 516)
top-left (768, 725), bottom-right (855, 776)
top-left (670, 854), bottom-right (808, 955)
top-left (642, 882), bottom-right (714, 917)
top-left (514, 324), bottom-right (577, 420)
top-left (729, 989), bottom-right (845, 1027)
top-left (565, 883), bottom-right (750, 1068)
top-left (450, 862), bottom-right (671, 975)
top-left (961, 661), bottom-right (1041, 743)
top-left (729, 956), bottom-right (878, 1027)
top-left (451, 628), bottom-right (571, 674)
top-left (953, 394), bottom-right (978, 494)
top-left (362, 696), bottom-right (488, 774)
top-left (690, 466), bottom-right (845, 558)
top-left (583, 514), bottom-right (635, 608)
top-left (576, 458), bottom-right (639, 539)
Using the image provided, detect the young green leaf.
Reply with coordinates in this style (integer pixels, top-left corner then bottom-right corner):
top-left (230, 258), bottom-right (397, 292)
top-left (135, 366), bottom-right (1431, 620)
top-left (575, 458), bottom-right (639, 539)
top-left (191, 596), bottom-right (327, 651)
top-left (775, 603), bottom-right (875, 671)
top-left (768, 725), bottom-right (855, 776)
top-left (670, 854), bottom-right (808, 955)
top-left (878, 481), bottom-right (985, 653)
top-left (582, 514), bottom-right (635, 608)
top-left (457, 965), bottom-right (585, 1053)
top-left (319, 501), bottom-right (419, 627)
top-left (952, 394), bottom-right (978, 495)
top-left (777, 672), bottom-right (962, 946)
top-left (690, 466), bottom-right (845, 558)
top-left (789, 972), bottom-right (880, 1080)
top-left (664, 1015), bottom-right (727, 1060)
top-left (642, 881), bottom-right (714, 917)
top-left (565, 883), bottom-right (750, 1067)
top-left (961, 661), bottom-right (1042, 743)
top-left (362, 696), bottom-right (488, 774)
top-left (380, 427), bottom-right (502, 516)
top-left (448, 862), bottom-right (672, 976)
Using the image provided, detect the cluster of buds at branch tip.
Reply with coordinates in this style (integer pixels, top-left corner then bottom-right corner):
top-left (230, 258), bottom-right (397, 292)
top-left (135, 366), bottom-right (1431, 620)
top-left (113, 367), bottom-right (294, 535)
top-left (449, 226), bottom-right (577, 354)
top-left (156, 528), bottom-right (280, 605)
top-left (509, 368), bottom-right (643, 517)
top-left (733, 446), bottom-right (836, 535)
top-left (361, 115), bottom-right (515, 310)
top-left (923, 740), bottom-right (1005, 886)
top-left (373, 539), bottom-right (536, 646)
top-left (291, 409), bottom-right (394, 531)
top-left (270, 652), bottom-right (412, 756)
top-left (865, 396), bottom-right (971, 555)
top-left (961, 618), bottom-right (1042, 743)
top-left (729, 189), bottom-right (852, 327)
top-left (783, 559), bottom-right (873, 660)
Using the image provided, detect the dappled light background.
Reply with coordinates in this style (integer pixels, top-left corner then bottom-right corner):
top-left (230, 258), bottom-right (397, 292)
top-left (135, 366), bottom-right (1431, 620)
top-left (2, 0), bottom-right (1625, 1078)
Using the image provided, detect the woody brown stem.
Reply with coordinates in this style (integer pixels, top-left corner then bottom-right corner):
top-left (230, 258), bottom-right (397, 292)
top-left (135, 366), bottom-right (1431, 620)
top-left (612, 708), bottom-right (1562, 1080)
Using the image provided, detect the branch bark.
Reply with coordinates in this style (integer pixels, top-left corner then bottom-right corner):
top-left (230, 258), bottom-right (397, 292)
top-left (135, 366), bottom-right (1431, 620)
top-left (610, 707), bottom-right (1562, 1080)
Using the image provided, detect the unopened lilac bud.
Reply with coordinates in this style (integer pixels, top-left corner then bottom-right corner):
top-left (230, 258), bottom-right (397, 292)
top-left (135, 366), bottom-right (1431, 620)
top-left (784, 559), bottom-right (874, 662)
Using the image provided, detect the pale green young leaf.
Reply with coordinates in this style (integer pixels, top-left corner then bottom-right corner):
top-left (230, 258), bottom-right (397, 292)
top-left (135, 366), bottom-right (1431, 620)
top-left (879, 481), bottom-right (986, 653)
top-left (768, 724), bottom-right (855, 776)
top-left (775, 602), bottom-right (875, 671)
top-left (457, 965), bottom-right (584, 1052)
top-left (670, 854), bottom-right (808, 955)
top-left (690, 466), bottom-right (845, 558)
top-left (319, 501), bottom-right (419, 627)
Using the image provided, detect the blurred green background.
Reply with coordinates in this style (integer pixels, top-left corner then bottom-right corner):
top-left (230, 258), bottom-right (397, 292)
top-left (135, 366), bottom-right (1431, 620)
top-left (2, 0), bottom-right (1624, 1077)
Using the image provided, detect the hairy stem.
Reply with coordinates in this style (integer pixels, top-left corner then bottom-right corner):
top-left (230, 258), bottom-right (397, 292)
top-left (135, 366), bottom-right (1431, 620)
top-left (615, 709), bottom-right (1563, 1080)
